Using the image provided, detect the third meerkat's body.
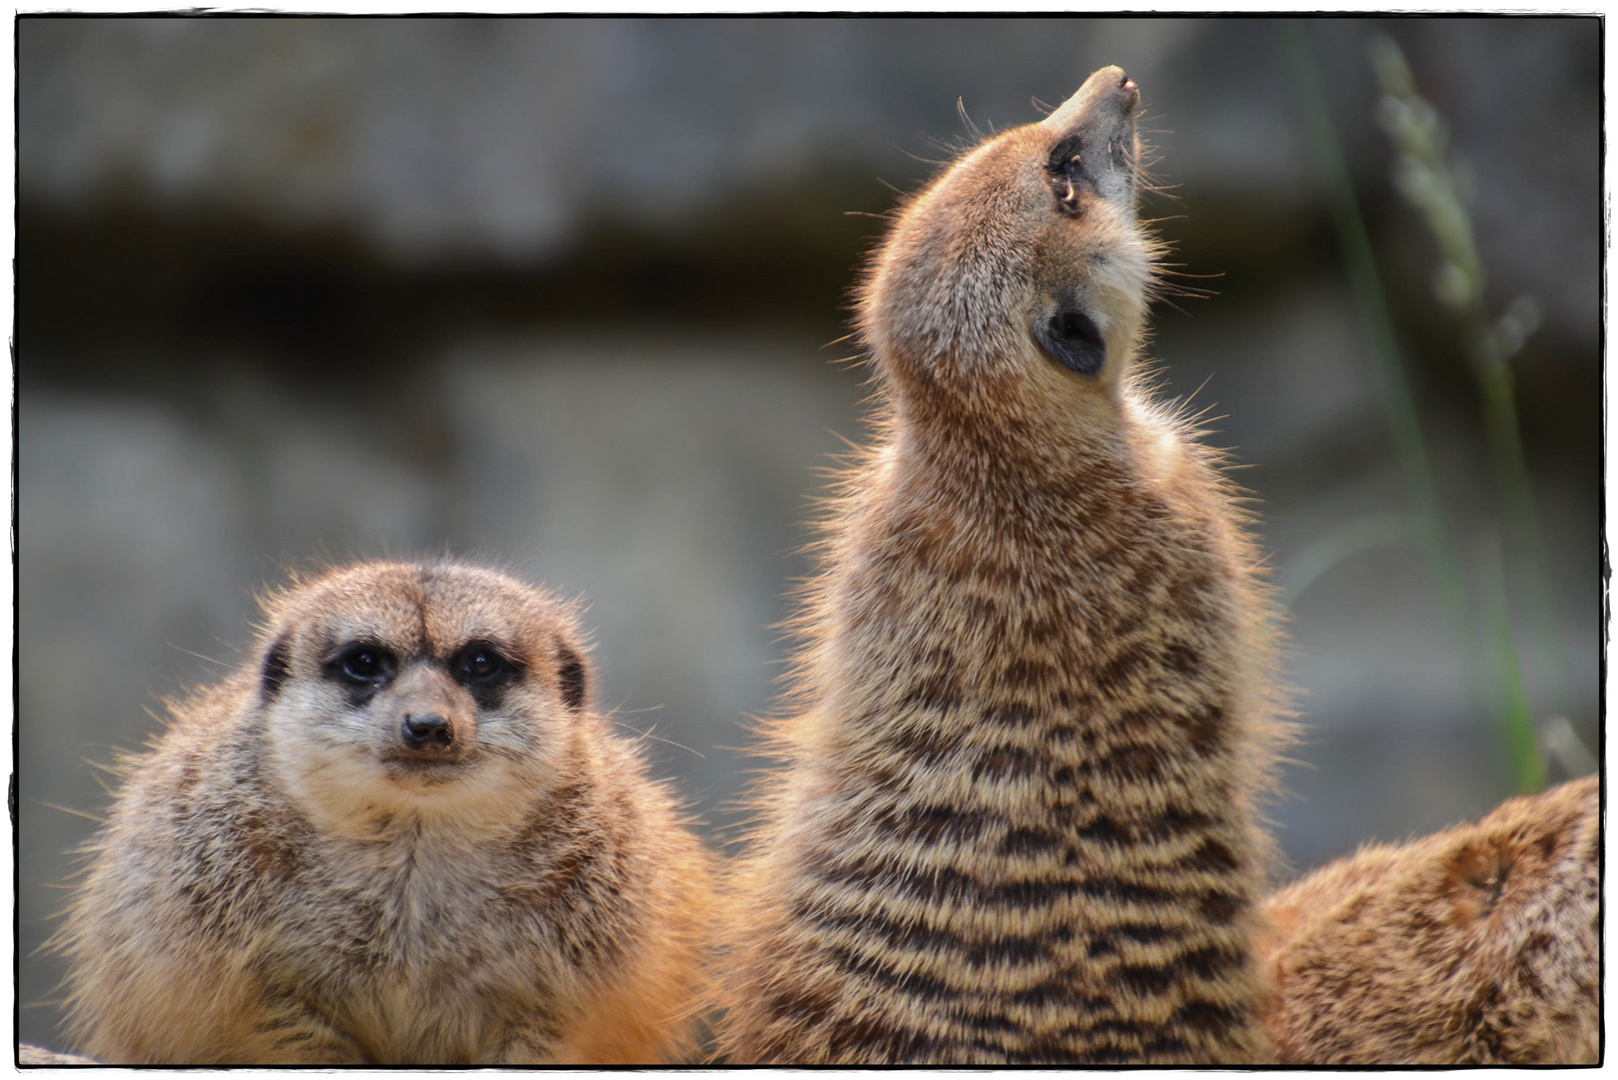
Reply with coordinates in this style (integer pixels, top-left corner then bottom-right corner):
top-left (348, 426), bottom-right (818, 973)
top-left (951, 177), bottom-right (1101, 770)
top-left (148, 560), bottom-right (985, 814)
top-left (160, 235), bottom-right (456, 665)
top-left (719, 69), bottom-right (1282, 1064)
top-left (1258, 774), bottom-right (1601, 1064)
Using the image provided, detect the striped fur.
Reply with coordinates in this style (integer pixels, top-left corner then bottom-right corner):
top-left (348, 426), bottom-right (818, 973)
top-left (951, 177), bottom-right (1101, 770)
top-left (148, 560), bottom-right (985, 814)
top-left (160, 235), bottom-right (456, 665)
top-left (717, 68), bottom-right (1285, 1065)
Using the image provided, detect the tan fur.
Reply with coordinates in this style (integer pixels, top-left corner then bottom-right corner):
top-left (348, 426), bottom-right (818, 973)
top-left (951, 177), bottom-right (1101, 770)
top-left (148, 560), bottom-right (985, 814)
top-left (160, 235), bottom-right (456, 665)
top-left (53, 560), bottom-right (711, 1065)
top-left (717, 68), bottom-right (1286, 1064)
top-left (1258, 774), bottom-right (1600, 1065)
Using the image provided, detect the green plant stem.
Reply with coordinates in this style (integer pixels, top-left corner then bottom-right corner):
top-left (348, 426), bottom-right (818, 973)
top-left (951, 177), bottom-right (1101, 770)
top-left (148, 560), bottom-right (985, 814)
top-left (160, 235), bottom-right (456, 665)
top-left (1280, 22), bottom-right (1472, 649)
top-left (1368, 31), bottom-right (1572, 720)
top-left (1459, 308), bottom-right (1571, 711)
top-left (1480, 535), bottom-right (1548, 792)
top-left (1282, 22), bottom-right (1548, 791)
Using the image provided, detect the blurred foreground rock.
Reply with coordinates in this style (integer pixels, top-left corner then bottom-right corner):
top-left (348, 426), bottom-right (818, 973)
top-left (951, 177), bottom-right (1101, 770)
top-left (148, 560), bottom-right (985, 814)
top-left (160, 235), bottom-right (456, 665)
top-left (19, 1044), bottom-right (99, 1065)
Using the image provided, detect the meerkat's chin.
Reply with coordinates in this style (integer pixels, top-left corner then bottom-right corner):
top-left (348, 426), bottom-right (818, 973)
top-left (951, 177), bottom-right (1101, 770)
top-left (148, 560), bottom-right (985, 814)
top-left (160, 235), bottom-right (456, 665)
top-left (378, 755), bottom-right (473, 786)
top-left (282, 742), bottom-right (517, 821)
top-left (372, 748), bottom-right (538, 797)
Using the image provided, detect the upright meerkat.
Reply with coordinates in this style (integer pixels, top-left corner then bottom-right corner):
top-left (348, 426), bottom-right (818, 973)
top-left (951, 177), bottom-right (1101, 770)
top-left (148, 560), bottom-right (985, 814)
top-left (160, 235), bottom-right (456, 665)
top-left (54, 560), bottom-right (711, 1065)
top-left (718, 67), bottom-right (1284, 1064)
top-left (1258, 773), bottom-right (1600, 1064)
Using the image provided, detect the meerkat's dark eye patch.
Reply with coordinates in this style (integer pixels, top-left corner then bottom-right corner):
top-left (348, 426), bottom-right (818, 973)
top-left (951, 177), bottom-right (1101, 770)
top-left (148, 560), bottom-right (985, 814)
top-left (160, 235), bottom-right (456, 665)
top-left (325, 641), bottom-right (398, 704)
top-left (450, 640), bottom-right (521, 707)
top-left (556, 647), bottom-right (586, 711)
top-left (1035, 302), bottom-right (1107, 376)
top-left (1046, 134), bottom-right (1089, 215)
top-left (1047, 135), bottom-right (1087, 178)
top-left (261, 635), bottom-right (291, 704)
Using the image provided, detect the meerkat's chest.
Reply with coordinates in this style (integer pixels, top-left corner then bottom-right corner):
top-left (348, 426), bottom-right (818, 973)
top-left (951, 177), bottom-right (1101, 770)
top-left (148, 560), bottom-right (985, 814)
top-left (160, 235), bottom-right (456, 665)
top-left (817, 469), bottom-right (1248, 823)
top-left (262, 835), bottom-right (573, 1058)
top-left (295, 838), bottom-right (490, 942)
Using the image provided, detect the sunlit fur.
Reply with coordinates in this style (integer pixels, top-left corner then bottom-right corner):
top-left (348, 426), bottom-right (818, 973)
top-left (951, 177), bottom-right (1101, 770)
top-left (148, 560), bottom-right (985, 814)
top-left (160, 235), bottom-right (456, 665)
top-left (716, 67), bottom-right (1286, 1064)
top-left (53, 560), bottom-right (712, 1065)
top-left (1258, 774), bottom-right (1599, 1065)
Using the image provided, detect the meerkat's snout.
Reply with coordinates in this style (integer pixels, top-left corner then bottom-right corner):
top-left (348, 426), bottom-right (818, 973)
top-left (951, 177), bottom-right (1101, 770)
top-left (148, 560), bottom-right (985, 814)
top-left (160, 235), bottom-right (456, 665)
top-left (322, 639), bottom-right (491, 770)
top-left (1024, 68), bottom-right (1152, 385)
top-left (1040, 65), bottom-right (1142, 214)
top-left (376, 661), bottom-right (477, 763)
top-left (401, 712), bottom-right (454, 751)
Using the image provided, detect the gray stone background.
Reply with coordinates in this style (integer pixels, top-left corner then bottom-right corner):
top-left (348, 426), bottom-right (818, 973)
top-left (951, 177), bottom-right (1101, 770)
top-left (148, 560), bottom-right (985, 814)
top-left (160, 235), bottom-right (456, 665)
top-left (15, 16), bottom-right (1601, 1051)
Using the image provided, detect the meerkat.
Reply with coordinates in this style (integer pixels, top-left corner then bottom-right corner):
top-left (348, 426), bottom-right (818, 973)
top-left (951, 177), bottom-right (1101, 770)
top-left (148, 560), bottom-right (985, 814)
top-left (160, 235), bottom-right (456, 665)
top-left (717, 67), bottom-right (1285, 1065)
top-left (1257, 774), bottom-right (1600, 1065)
top-left (53, 560), bottom-right (711, 1065)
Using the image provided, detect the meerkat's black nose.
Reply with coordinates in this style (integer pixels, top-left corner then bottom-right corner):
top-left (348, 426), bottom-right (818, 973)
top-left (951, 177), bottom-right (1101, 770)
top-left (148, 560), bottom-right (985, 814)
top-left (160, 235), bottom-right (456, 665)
top-left (401, 712), bottom-right (454, 751)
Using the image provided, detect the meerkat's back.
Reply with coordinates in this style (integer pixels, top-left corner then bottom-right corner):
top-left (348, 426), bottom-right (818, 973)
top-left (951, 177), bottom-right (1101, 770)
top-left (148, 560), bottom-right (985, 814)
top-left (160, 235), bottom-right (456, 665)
top-left (1258, 774), bottom-right (1599, 1064)
top-left (718, 68), bottom-right (1284, 1065)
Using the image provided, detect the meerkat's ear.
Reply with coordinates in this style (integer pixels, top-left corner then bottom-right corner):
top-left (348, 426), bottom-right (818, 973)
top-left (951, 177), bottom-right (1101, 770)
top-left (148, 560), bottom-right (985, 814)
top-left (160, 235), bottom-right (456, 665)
top-left (1034, 302), bottom-right (1108, 376)
top-left (261, 634), bottom-right (292, 704)
top-left (556, 646), bottom-right (586, 711)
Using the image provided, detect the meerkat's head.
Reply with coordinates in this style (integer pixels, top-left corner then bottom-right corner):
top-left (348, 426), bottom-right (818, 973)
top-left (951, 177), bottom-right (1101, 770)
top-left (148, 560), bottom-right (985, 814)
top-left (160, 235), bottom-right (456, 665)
top-left (859, 66), bottom-right (1155, 420)
top-left (252, 561), bottom-right (593, 836)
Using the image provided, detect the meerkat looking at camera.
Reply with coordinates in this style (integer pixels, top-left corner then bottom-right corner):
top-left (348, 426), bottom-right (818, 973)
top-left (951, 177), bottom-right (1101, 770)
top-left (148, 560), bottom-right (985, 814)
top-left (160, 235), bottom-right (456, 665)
top-left (717, 67), bottom-right (1285, 1064)
top-left (54, 560), bottom-right (711, 1065)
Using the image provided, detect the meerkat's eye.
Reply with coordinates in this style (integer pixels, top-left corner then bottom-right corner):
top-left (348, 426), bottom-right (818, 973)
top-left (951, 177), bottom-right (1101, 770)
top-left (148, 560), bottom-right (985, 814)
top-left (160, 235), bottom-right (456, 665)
top-left (1046, 135), bottom-right (1085, 180)
top-left (452, 641), bottom-right (518, 688)
top-left (1035, 302), bottom-right (1107, 376)
top-left (1046, 134), bottom-right (1087, 215)
top-left (327, 642), bottom-right (398, 688)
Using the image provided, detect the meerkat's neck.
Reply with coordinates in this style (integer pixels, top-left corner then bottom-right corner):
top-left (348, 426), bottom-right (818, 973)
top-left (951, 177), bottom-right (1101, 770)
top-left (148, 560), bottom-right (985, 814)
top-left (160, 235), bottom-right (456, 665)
top-left (794, 369), bottom-right (1269, 1065)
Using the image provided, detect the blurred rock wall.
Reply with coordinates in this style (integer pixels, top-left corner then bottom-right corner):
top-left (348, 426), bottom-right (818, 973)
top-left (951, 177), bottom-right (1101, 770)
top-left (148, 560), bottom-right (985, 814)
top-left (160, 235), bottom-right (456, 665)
top-left (15, 15), bottom-right (1602, 1053)
top-left (21, 19), bottom-right (1602, 333)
